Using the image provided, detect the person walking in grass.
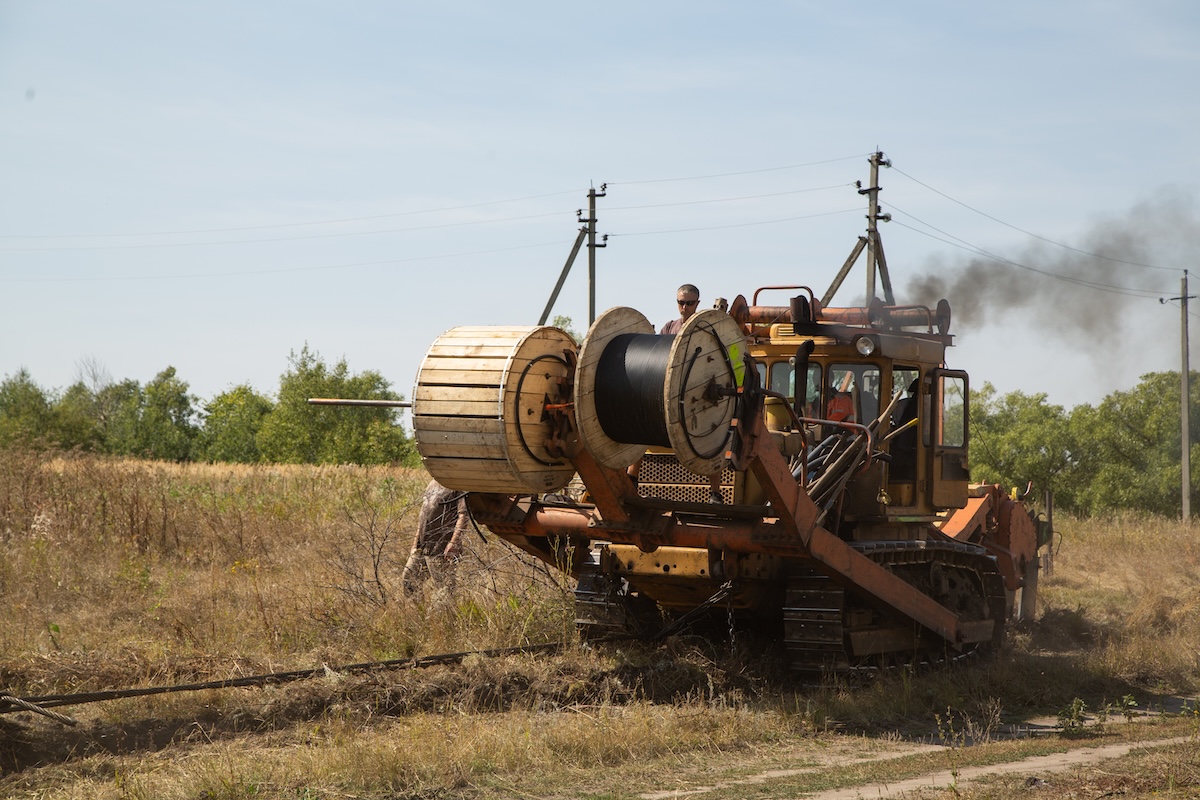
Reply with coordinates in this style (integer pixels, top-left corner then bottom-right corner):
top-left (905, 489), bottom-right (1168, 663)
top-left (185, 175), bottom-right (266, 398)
top-left (402, 478), bottom-right (470, 596)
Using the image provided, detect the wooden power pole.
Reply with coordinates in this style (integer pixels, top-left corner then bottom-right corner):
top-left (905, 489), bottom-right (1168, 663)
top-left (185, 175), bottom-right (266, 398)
top-left (584, 185), bottom-right (606, 327)
top-left (1166, 272), bottom-right (1194, 521)
top-left (822, 151), bottom-right (896, 306)
top-left (1183, 271), bottom-right (1192, 521)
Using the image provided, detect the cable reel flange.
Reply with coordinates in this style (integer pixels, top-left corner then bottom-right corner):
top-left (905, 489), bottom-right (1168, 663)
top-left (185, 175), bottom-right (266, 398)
top-left (664, 309), bottom-right (745, 475)
top-left (573, 307), bottom-right (656, 470)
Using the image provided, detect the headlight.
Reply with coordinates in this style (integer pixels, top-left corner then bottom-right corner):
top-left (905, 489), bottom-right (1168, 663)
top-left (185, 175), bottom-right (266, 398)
top-left (854, 335), bottom-right (878, 356)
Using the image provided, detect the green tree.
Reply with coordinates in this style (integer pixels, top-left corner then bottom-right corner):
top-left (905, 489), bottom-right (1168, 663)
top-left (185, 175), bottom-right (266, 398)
top-left (198, 384), bottom-right (274, 463)
top-left (256, 346), bottom-right (412, 465)
top-left (1067, 371), bottom-right (1196, 517)
top-left (41, 357), bottom-right (117, 453)
top-left (969, 383), bottom-right (1079, 508)
top-left (0, 369), bottom-right (54, 446)
top-left (51, 381), bottom-right (104, 451)
top-left (138, 366), bottom-right (198, 460)
top-left (88, 368), bottom-right (198, 461)
top-left (96, 379), bottom-right (144, 456)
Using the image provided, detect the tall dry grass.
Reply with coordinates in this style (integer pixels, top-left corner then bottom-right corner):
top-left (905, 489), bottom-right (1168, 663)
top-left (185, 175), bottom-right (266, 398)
top-left (2, 448), bottom-right (1199, 798)
top-left (1035, 512), bottom-right (1200, 690)
top-left (0, 448), bottom-right (573, 696)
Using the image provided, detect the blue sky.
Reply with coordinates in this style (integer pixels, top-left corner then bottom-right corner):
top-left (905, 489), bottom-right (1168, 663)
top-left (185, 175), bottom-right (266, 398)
top-left (2, 1), bottom-right (1198, 415)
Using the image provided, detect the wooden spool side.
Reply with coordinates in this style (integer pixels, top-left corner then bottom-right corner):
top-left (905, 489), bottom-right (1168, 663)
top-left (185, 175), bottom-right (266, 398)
top-left (664, 309), bottom-right (745, 475)
top-left (413, 325), bottom-right (577, 493)
top-left (499, 326), bottom-right (578, 491)
top-left (573, 306), bottom-right (656, 470)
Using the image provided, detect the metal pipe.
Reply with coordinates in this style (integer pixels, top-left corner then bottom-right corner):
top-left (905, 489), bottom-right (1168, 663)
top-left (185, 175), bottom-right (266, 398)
top-left (307, 398), bottom-right (412, 408)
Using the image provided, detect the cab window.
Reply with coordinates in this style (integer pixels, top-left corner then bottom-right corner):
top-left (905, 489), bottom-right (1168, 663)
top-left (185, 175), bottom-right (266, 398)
top-left (940, 375), bottom-right (967, 448)
top-left (802, 363), bottom-right (822, 418)
top-left (764, 361), bottom-right (822, 417)
top-left (828, 364), bottom-right (881, 424)
top-left (769, 361), bottom-right (793, 397)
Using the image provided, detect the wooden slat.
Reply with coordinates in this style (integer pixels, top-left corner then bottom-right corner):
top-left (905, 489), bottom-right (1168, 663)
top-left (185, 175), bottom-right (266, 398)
top-left (414, 428), bottom-right (506, 449)
top-left (422, 459), bottom-right (522, 493)
top-left (414, 399), bottom-right (501, 417)
top-left (422, 456), bottom-right (516, 474)
top-left (413, 416), bottom-right (504, 434)
top-left (418, 439), bottom-right (508, 460)
top-left (420, 356), bottom-right (512, 373)
top-left (427, 343), bottom-right (527, 358)
top-left (417, 368), bottom-right (507, 387)
top-left (415, 385), bottom-right (503, 403)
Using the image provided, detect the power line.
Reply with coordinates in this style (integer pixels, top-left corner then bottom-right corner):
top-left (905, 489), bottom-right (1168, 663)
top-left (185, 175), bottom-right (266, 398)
top-left (0, 170), bottom-right (867, 281)
top-left (603, 183), bottom-right (854, 212)
top-left (608, 208), bottom-right (861, 238)
top-left (0, 183), bottom-right (858, 253)
top-left (1, 154), bottom-right (870, 241)
top-left (0, 211), bottom-right (571, 253)
top-left (607, 153), bottom-right (871, 185)
top-left (890, 166), bottom-right (1176, 272)
top-left (0, 240), bottom-right (566, 283)
top-left (0, 189), bottom-right (587, 240)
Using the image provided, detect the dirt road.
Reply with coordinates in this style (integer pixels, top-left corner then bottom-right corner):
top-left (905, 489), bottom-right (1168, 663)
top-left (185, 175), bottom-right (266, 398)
top-left (639, 726), bottom-right (1196, 800)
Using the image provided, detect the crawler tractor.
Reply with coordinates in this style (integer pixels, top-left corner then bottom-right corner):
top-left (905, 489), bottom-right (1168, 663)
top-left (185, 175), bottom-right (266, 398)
top-left (411, 295), bottom-right (1043, 669)
top-left (400, 155), bottom-right (1047, 671)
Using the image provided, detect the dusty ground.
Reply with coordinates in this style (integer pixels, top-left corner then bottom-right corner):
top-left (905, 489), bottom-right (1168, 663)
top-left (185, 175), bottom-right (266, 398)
top-left (637, 727), bottom-right (1197, 800)
top-left (3, 655), bottom-right (1197, 799)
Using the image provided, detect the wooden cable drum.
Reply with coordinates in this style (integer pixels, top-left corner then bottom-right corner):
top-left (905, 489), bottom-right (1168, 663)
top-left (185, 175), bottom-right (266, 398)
top-left (412, 325), bottom-right (578, 494)
top-left (574, 307), bottom-right (745, 476)
top-left (573, 307), bottom-right (656, 471)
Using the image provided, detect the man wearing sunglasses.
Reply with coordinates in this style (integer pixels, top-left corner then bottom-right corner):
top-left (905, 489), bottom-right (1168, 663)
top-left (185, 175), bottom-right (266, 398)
top-left (659, 283), bottom-right (700, 335)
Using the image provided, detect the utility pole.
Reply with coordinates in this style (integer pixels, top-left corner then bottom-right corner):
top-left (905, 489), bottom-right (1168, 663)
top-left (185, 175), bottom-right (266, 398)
top-left (1183, 271), bottom-right (1192, 522)
top-left (863, 151), bottom-right (885, 302)
top-left (583, 185), bottom-right (607, 327)
top-left (1164, 272), bottom-right (1194, 521)
top-left (541, 187), bottom-right (605, 328)
top-left (821, 151), bottom-right (896, 306)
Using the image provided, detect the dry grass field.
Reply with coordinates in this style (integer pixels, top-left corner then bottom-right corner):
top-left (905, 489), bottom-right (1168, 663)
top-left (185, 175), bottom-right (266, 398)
top-left (1, 448), bottom-right (1198, 799)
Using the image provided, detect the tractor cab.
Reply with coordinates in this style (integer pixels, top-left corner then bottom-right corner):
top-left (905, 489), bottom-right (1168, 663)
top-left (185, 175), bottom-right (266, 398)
top-left (635, 287), bottom-right (970, 538)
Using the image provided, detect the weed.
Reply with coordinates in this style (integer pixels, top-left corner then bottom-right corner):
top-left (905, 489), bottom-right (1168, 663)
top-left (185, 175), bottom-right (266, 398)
top-left (1116, 693), bottom-right (1138, 724)
top-left (1182, 699), bottom-right (1200, 739)
top-left (1058, 697), bottom-right (1088, 736)
top-left (962, 697), bottom-right (1003, 744)
top-left (1094, 698), bottom-right (1110, 735)
top-left (934, 705), bottom-right (964, 792)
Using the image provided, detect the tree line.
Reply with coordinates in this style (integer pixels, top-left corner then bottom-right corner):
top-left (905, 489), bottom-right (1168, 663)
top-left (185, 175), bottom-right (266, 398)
top-left (0, 346), bottom-right (418, 467)
top-left (2, 349), bottom-right (1196, 516)
top-left (969, 372), bottom-right (1197, 518)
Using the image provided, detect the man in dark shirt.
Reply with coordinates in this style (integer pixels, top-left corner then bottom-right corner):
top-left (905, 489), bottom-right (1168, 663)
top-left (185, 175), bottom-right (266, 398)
top-left (659, 283), bottom-right (700, 335)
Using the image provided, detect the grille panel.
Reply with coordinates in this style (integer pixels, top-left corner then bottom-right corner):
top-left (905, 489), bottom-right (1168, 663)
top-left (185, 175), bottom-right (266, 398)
top-left (638, 453), bottom-right (735, 503)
